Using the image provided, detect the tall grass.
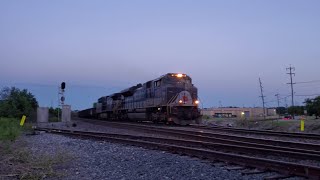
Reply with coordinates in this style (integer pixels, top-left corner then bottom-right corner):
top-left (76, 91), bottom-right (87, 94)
top-left (0, 117), bottom-right (21, 141)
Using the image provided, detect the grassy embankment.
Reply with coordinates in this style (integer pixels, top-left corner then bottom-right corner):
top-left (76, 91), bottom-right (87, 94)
top-left (0, 117), bottom-right (72, 179)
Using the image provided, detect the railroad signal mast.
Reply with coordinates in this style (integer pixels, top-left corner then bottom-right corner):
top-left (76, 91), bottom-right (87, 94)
top-left (60, 82), bottom-right (66, 105)
top-left (57, 82), bottom-right (66, 121)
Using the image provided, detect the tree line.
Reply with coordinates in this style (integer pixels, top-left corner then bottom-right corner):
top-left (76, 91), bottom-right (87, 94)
top-left (275, 96), bottom-right (320, 118)
top-left (0, 87), bottom-right (38, 118)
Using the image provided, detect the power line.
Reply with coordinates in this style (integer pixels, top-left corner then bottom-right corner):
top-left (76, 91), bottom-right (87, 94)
top-left (264, 89), bottom-right (282, 97)
top-left (295, 80), bottom-right (320, 84)
top-left (295, 94), bottom-right (320, 97)
top-left (295, 85), bottom-right (320, 90)
top-left (264, 94), bottom-right (290, 104)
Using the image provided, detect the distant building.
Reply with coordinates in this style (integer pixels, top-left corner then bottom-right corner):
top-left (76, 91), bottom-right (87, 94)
top-left (201, 107), bottom-right (277, 118)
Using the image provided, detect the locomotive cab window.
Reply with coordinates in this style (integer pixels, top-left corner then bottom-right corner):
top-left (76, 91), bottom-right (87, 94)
top-left (146, 81), bottom-right (152, 88)
top-left (155, 80), bottom-right (161, 87)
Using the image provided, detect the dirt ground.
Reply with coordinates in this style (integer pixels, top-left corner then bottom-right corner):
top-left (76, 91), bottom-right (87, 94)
top-left (202, 117), bottom-right (320, 134)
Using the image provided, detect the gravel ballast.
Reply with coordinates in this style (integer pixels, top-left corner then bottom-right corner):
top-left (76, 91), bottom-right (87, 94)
top-left (23, 133), bottom-right (289, 180)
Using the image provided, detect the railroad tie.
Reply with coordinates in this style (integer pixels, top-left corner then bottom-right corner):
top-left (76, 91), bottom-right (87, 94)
top-left (225, 166), bottom-right (246, 171)
top-left (241, 169), bottom-right (265, 175)
top-left (264, 174), bottom-right (292, 180)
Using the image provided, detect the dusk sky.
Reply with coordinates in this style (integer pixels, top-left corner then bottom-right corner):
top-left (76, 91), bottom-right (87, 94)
top-left (1, 0), bottom-right (320, 110)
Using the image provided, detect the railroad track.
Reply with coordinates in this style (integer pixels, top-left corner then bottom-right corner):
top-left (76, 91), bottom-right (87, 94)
top-left (35, 127), bottom-right (320, 179)
top-left (76, 119), bottom-right (320, 152)
top-left (75, 117), bottom-right (320, 140)
top-left (190, 124), bottom-right (320, 140)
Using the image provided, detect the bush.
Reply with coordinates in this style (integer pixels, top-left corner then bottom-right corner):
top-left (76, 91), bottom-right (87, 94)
top-left (0, 87), bottom-right (38, 118)
top-left (202, 115), bottom-right (211, 119)
top-left (0, 118), bottom-right (21, 141)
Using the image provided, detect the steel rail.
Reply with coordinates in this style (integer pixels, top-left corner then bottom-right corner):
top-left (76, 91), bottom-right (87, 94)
top-left (190, 125), bottom-right (320, 140)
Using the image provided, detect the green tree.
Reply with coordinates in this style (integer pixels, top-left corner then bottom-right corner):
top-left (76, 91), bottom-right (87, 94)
top-left (276, 107), bottom-right (286, 115)
top-left (0, 87), bottom-right (38, 118)
top-left (49, 107), bottom-right (61, 117)
top-left (287, 106), bottom-right (304, 116)
top-left (305, 96), bottom-right (320, 119)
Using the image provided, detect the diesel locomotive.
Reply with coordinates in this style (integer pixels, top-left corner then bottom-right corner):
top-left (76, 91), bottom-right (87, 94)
top-left (79, 73), bottom-right (201, 125)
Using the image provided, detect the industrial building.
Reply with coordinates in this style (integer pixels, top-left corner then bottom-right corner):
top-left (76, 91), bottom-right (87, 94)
top-left (201, 107), bottom-right (277, 118)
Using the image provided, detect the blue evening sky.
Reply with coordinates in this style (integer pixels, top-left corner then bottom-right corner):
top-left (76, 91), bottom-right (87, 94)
top-left (1, 0), bottom-right (320, 110)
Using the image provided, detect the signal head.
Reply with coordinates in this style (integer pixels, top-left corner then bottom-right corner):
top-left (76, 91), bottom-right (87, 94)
top-left (61, 82), bottom-right (66, 90)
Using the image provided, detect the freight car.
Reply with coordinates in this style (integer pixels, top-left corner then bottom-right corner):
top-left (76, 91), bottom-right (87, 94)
top-left (79, 73), bottom-right (201, 125)
top-left (78, 108), bottom-right (96, 119)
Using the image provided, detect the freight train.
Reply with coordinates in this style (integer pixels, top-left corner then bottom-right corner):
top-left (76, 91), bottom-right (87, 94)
top-left (78, 73), bottom-right (201, 125)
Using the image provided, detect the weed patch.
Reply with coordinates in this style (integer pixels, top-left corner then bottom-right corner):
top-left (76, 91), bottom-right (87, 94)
top-left (0, 118), bottom-right (21, 141)
top-left (0, 140), bottom-right (72, 179)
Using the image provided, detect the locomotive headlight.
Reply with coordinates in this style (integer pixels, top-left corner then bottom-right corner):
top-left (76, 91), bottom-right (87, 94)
top-left (195, 100), bottom-right (199, 104)
top-left (177, 73), bottom-right (183, 78)
top-left (179, 100), bottom-right (183, 104)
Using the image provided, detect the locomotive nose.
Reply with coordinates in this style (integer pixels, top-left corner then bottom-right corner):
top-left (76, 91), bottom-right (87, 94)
top-left (175, 91), bottom-right (193, 105)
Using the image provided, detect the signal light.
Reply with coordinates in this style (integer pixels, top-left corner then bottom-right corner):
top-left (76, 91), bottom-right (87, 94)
top-left (195, 100), bottom-right (199, 104)
top-left (61, 82), bottom-right (66, 90)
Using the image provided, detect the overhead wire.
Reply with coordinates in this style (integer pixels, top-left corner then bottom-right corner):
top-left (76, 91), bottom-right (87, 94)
top-left (261, 79), bottom-right (320, 106)
top-left (295, 80), bottom-right (320, 84)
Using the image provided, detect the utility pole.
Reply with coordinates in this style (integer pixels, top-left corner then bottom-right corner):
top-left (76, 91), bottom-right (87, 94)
top-left (284, 96), bottom-right (288, 109)
top-left (259, 77), bottom-right (266, 120)
top-left (286, 65), bottom-right (295, 119)
top-left (275, 94), bottom-right (281, 119)
top-left (219, 100), bottom-right (222, 117)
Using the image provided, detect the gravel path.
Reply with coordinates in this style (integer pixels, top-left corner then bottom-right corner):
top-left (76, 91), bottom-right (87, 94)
top-left (23, 133), bottom-right (290, 180)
